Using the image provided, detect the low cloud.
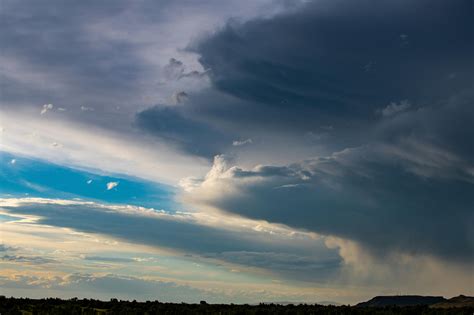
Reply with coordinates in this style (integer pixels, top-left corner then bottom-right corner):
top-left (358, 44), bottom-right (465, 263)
top-left (0, 197), bottom-right (337, 282)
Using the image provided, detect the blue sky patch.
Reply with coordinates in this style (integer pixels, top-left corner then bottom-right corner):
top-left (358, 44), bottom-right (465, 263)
top-left (0, 151), bottom-right (177, 210)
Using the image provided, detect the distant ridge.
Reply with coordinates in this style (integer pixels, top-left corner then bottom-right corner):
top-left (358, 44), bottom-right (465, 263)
top-left (356, 295), bottom-right (446, 307)
top-left (430, 295), bottom-right (474, 308)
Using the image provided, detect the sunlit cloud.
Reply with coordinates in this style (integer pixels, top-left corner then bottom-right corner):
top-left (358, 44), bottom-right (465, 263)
top-left (106, 182), bottom-right (119, 190)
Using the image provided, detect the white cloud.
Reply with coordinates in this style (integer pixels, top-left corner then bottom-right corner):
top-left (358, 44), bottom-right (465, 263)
top-left (232, 138), bottom-right (253, 146)
top-left (86, 179), bottom-right (93, 184)
top-left (40, 104), bottom-right (53, 115)
top-left (0, 110), bottom-right (209, 184)
top-left (106, 181), bottom-right (119, 190)
top-left (10, 159), bottom-right (16, 164)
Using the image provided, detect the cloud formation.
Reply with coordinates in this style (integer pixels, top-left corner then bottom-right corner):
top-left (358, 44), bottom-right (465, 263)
top-left (182, 147), bottom-right (474, 263)
top-left (0, 198), bottom-right (339, 282)
top-left (1, 0), bottom-right (473, 302)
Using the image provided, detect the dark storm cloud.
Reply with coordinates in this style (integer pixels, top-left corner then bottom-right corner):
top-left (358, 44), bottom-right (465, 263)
top-left (194, 0), bottom-right (472, 113)
top-left (178, 0), bottom-right (474, 257)
top-left (186, 144), bottom-right (474, 263)
top-left (136, 105), bottom-right (232, 158)
top-left (137, 0), bottom-right (474, 265)
top-left (137, 0), bottom-right (473, 155)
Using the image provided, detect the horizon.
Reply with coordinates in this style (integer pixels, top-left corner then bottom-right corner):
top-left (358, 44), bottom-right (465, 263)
top-left (0, 0), bottom-right (473, 305)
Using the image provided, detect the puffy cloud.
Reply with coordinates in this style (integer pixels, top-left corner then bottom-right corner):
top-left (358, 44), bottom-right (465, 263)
top-left (182, 144), bottom-right (474, 263)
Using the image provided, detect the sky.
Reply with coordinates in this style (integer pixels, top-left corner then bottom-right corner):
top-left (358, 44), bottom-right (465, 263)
top-left (0, 0), bottom-right (473, 305)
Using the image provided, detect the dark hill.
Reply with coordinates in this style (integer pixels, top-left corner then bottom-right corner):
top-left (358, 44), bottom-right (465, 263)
top-left (430, 295), bottom-right (474, 308)
top-left (357, 295), bottom-right (446, 307)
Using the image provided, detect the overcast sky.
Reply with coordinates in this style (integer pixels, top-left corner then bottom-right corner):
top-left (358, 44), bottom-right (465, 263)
top-left (0, 0), bottom-right (473, 304)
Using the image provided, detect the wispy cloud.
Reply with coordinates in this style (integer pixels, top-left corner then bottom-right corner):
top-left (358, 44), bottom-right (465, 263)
top-left (232, 139), bottom-right (253, 146)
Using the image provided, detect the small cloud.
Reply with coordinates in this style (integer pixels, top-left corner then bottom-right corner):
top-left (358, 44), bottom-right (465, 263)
top-left (57, 107), bottom-right (67, 111)
top-left (106, 181), bottom-right (119, 190)
top-left (378, 100), bottom-right (411, 117)
top-left (80, 106), bottom-right (94, 111)
top-left (171, 91), bottom-right (189, 104)
top-left (163, 57), bottom-right (209, 81)
top-left (10, 159), bottom-right (16, 165)
top-left (274, 184), bottom-right (301, 189)
top-left (40, 104), bottom-right (53, 115)
top-left (86, 179), bottom-right (93, 184)
top-left (178, 69), bottom-right (210, 80)
top-left (320, 125), bottom-right (334, 131)
top-left (164, 58), bottom-right (185, 80)
top-left (51, 142), bottom-right (61, 147)
top-left (232, 139), bottom-right (253, 146)
top-left (363, 61), bottom-right (375, 72)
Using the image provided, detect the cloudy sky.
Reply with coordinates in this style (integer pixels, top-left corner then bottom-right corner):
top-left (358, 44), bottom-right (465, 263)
top-left (0, 0), bottom-right (473, 304)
